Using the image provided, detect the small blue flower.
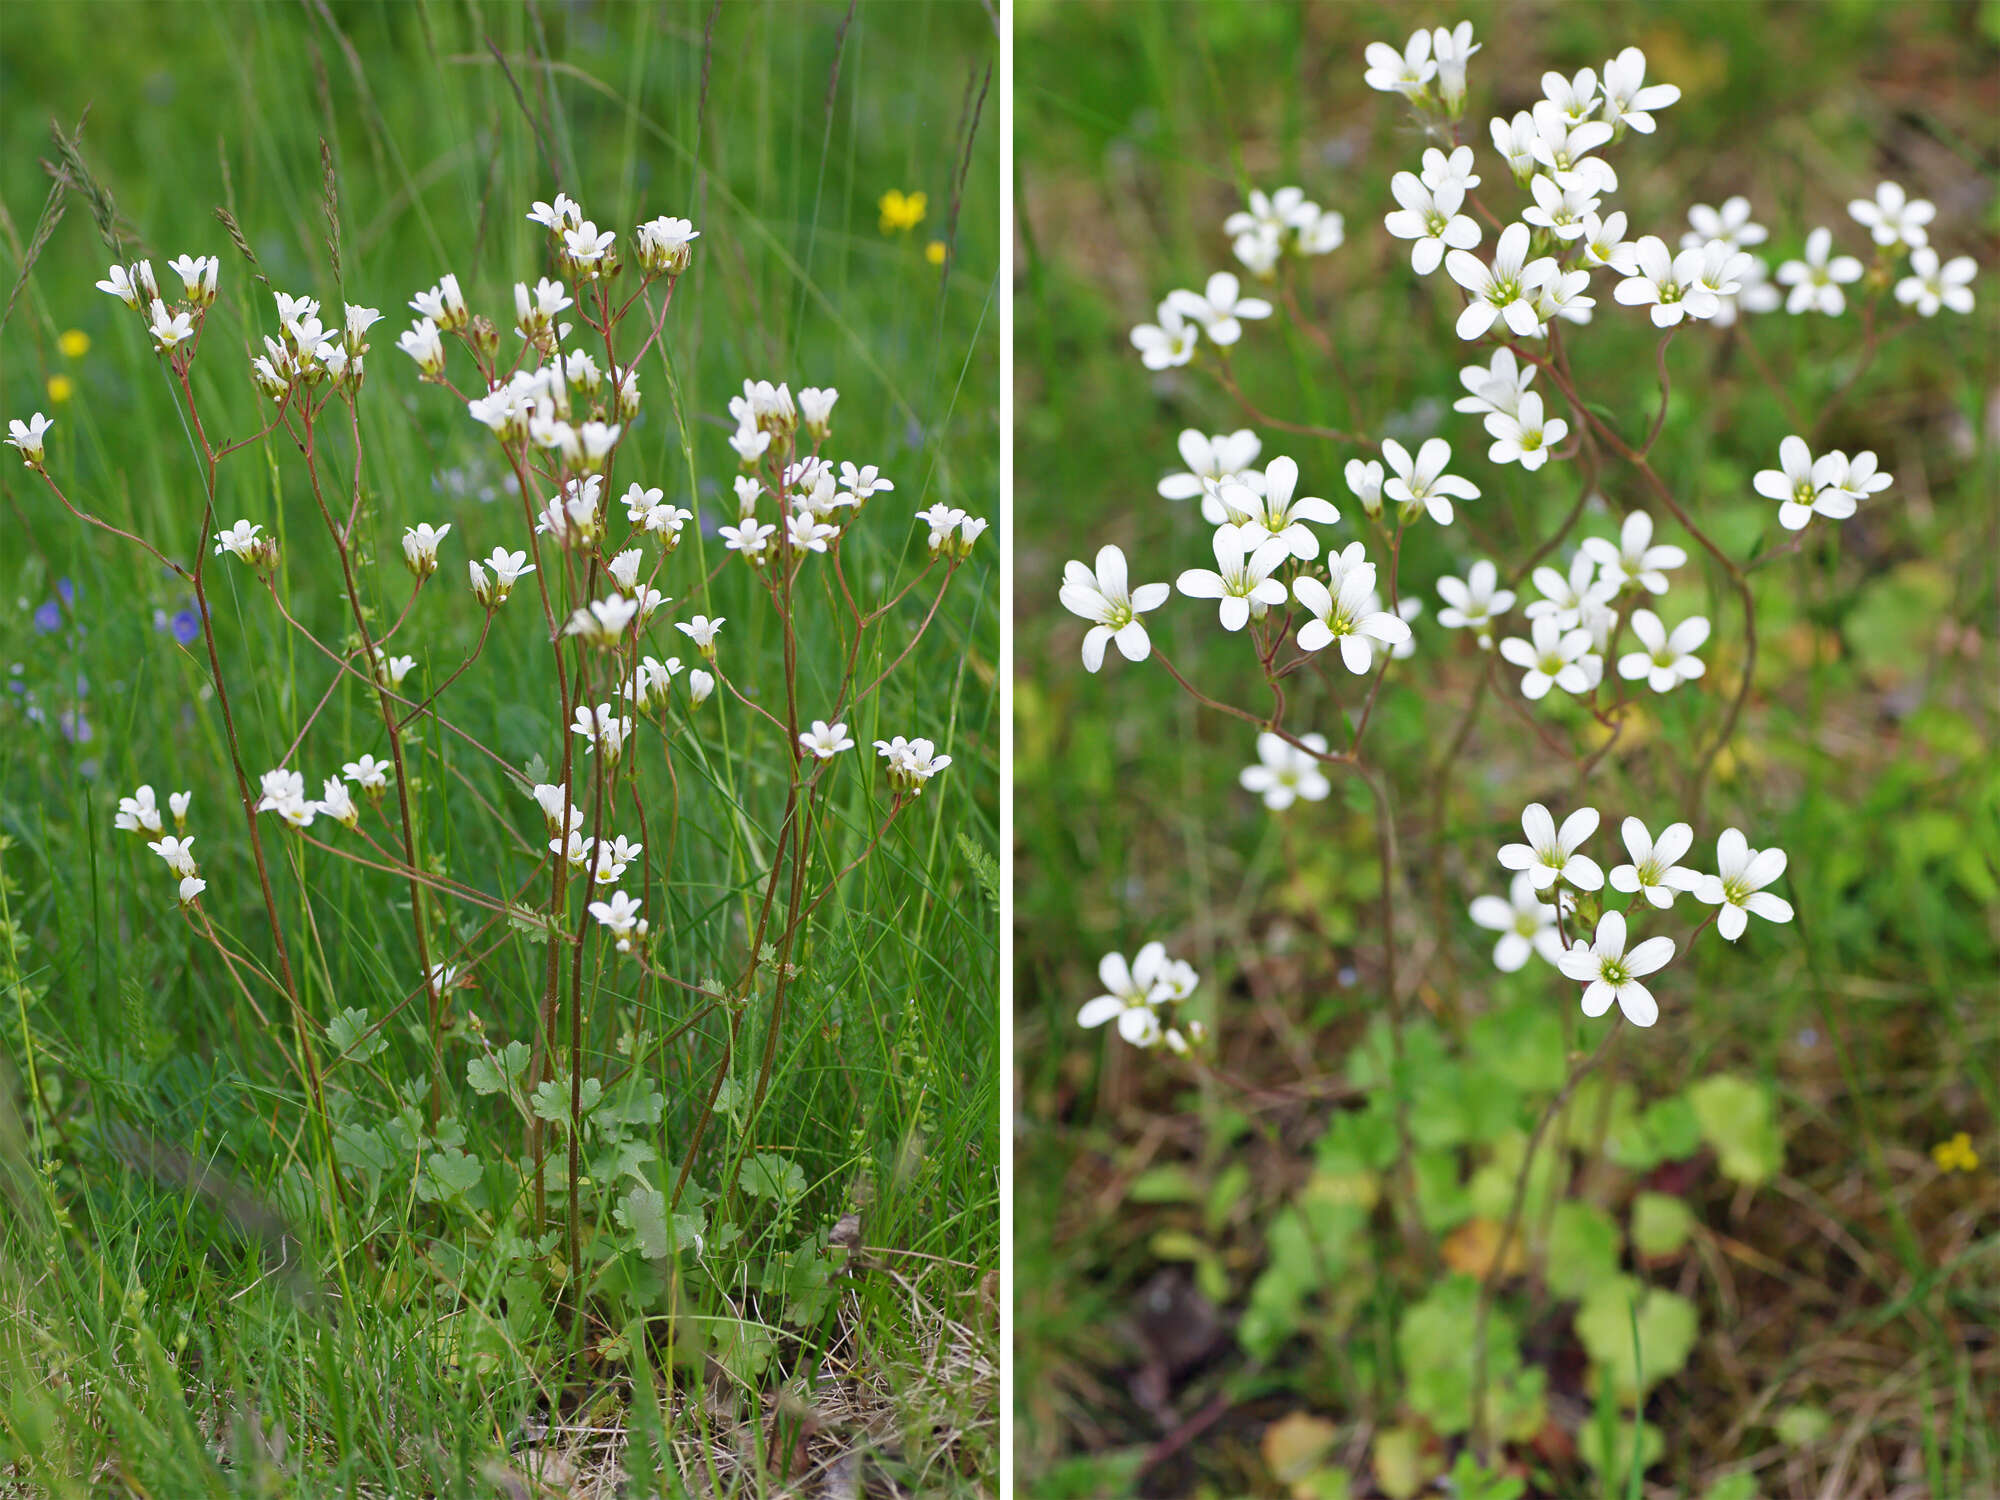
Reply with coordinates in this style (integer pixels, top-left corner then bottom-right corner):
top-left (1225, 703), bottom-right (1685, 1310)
top-left (55, 577), bottom-right (75, 606)
top-left (33, 600), bottom-right (62, 633)
top-left (171, 609), bottom-right (201, 645)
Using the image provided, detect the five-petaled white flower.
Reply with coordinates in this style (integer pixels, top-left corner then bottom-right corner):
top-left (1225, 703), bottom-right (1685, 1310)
top-left (1526, 99), bottom-right (1617, 193)
top-left (7, 412), bottom-right (54, 467)
top-left (1430, 22), bottom-right (1478, 111)
top-left (720, 519), bottom-right (776, 557)
top-left (1238, 732), bottom-right (1331, 811)
top-left (1470, 872), bottom-right (1567, 972)
top-left (1597, 46), bottom-right (1680, 134)
top-left (1060, 544), bottom-right (1170, 673)
top-left (317, 777), bottom-right (360, 830)
top-left (1501, 616), bottom-right (1599, 700)
top-left (1362, 29), bottom-right (1435, 100)
top-left (1694, 829), bottom-right (1794, 941)
top-left (344, 754), bottom-right (391, 792)
top-left (1609, 817), bottom-right (1698, 909)
top-left (1076, 943), bottom-right (1191, 1048)
top-left (1579, 511), bottom-right (1685, 595)
top-left (677, 615), bottom-right (724, 656)
top-left (401, 522), bottom-right (450, 579)
top-left (1579, 210), bottom-right (1637, 272)
top-left (1165, 272), bottom-right (1272, 347)
top-left (1214, 455), bottom-right (1341, 560)
top-left (1435, 560), bottom-right (1515, 644)
top-left (1446, 222), bottom-right (1557, 340)
top-left (1559, 909), bottom-right (1675, 1027)
top-left (1526, 551), bottom-right (1614, 627)
top-left (1755, 435), bottom-right (1852, 532)
top-left (1381, 437), bottom-right (1481, 526)
top-left (1848, 181), bottom-right (1934, 251)
top-left (1130, 301), bottom-right (1199, 370)
top-left (1500, 803), bottom-right (1605, 891)
top-left (1176, 525), bottom-right (1291, 632)
top-left (148, 835), bottom-right (199, 879)
top-left (1292, 564), bottom-right (1411, 674)
top-left (1521, 173), bottom-right (1599, 241)
top-left (1384, 172), bottom-right (1480, 275)
top-left (1615, 236), bottom-right (1724, 327)
top-left (117, 785), bottom-right (165, 836)
top-left (177, 876), bottom-right (208, 907)
top-left (1420, 144), bottom-right (1480, 194)
top-left (1683, 196), bottom-right (1766, 253)
top-left (1776, 228), bottom-right (1863, 316)
top-left (1619, 609), bottom-right (1709, 693)
top-left (589, 890), bottom-right (645, 937)
top-left (1452, 349), bottom-right (1535, 419)
top-left (1484, 390), bottom-right (1567, 470)
top-left (1894, 248), bottom-right (1976, 318)
top-left (799, 720), bottom-right (855, 760)
top-left (147, 299), bottom-right (194, 351)
top-left (213, 519), bottom-right (269, 565)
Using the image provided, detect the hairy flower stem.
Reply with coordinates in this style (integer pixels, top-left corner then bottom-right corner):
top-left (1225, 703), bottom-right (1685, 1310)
top-left (1470, 1016), bottom-right (1625, 1464)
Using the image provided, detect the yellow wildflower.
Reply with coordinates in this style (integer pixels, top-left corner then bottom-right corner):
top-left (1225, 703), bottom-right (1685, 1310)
top-left (46, 374), bottom-right (75, 404)
top-left (878, 189), bottom-right (926, 235)
top-left (924, 240), bottom-right (947, 266)
top-left (58, 329), bottom-right (91, 359)
top-left (1931, 1132), bottom-right (1979, 1173)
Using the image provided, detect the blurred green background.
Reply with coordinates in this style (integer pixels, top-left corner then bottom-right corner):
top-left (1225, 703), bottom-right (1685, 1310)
top-left (1, 1), bottom-right (998, 1492)
top-left (1013, 2), bottom-right (1996, 1495)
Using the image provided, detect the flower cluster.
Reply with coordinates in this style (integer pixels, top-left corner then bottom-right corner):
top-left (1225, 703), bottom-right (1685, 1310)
top-left (1075, 942), bottom-right (1204, 1052)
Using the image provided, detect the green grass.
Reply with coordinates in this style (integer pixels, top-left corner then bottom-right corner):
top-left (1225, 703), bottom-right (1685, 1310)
top-left (1, 2), bottom-right (997, 1494)
top-left (1013, 2), bottom-right (1997, 1496)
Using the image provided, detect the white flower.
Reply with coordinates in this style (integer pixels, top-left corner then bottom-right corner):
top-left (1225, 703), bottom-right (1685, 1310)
top-left (396, 317), bottom-right (446, 375)
top-left (838, 461), bottom-right (895, 504)
top-left (1489, 111), bottom-right (1539, 182)
top-left (1292, 564), bottom-right (1410, 674)
top-left (409, 273), bottom-right (467, 329)
top-left (96, 263), bottom-right (142, 308)
top-left (427, 963), bottom-right (461, 997)
top-left (1579, 512), bottom-right (1685, 595)
top-left (401, 521), bottom-right (450, 579)
top-left (527, 193), bottom-right (583, 233)
top-left (1445, 222), bottom-right (1557, 340)
top-left (147, 299), bottom-right (195, 351)
top-left (1579, 210), bottom-right (1637, 273)
top-left (1165, 272), bottom-right (1272, 347)
top-left (373, 651), bottom-right (415, 690)
top-left (148, 834), bottom-right (198, 879)
top-left (1500, 615), bottom-right (1599, 700)
top-left (786, 510), bottom-right (838, 553)
top-left (1848, 181), bottom-right (1934, 251)
top-left (255, 768), bottom-right (316, 827)
top-left (798, 386), bottom-right (838, 437)
top-left (565, 594), bottom-right (640, 643)
top-left (728, 424), bottom-right (771, 464)
top-left (1421, 144), bottom-right (1480, 194)
top-left (1484, 390), bottom-right (1567, 470)
top-left (1499, 803), bottom-right (1604, 892)
top-left (1452, 349), bottom-right (1536, 419)
top-left (1238, 732), bottom-right (1331, 810)
top-left (677, 615), bottom-right (724, 656)
top-left (1533, 266), bottom-right (1597, 329)
top-left (1894, 248), bottom-right (1976, 317)
top-left (1224, 186), bottom-right (1314, 242)
top-left (1384, 172), bottom-right (1480, 274)
top-left (1714, 255), bottom-right (1782, 325)
top-left (720, 519), bottom-right (777, 558)
top-left (916, 503), bottom-right (970, 554)
top-left (1598, 46), bottom-right (1679, 134)
top-left (589, 890), bottom-right (644, 937)
top-left (1526, 100), bottom-right (1616, 193)
top-left (1693, 829), bottom-right (1794, 942)
top-left (799, 720), bottom-right (855, 759)
top-left (1683, 196), bottom-right (1766, 253)
top-left (212, 519), bottom-right (269, 565)
top-left (1540, 66), bottom-right (1599, 124)
top-left (1521, 173), bottom-right (1599, 240)
top-left (875, 735), bottom-right (953, 794)
top-left (1231, 223), bottom-right (1284, 276)
top-left (1076, 943), bottom-right (1191, 1048)
top-left (177, 876), bottom-right (207, 906)
top-left (606, 549), bottom-right (644, 594)
top-left (1158, 429), bottom-right (1261, 506)
top-left (1344, 458), bottom-right (1384, 517)
top-left (1431, 22), bottom-right (1479, 111)
top-left (343, 754), bottom-right (391, 792)
top-left (1776, 228), bottom-right (1863, 316)
top-left (1059, 544), bottom-right (1170, 673)
top-left (1176, 525), bottom-right (1290, 632)
top-left (1215, 455), bottom-right (1341, 560)
top-left (1816, 449), bottom-right (1893, 511)
top-left (1470, 872), bottom-right (1566, 972)
top-left (472, 548), bottom-right (533, 606)
top-left (635, 215), bottom-right (698, 275)
top-left (1363, 29), bottom-right (1436, 99)
top-left (687, 669), bottom-right (714, 707)
top-left (1608, 818), bottom-right (1698, 910)
top-left (1618, 609), bottom-right (1709, 693)
top-left (1754, 435), bottom-right (1852, 532)
top-left (592, 835), bottom-right (642, 885)
top-left (571, 704), bottom-right (633, 759)
top-left (116, 785), bottom-right (165, 836)
top-left (957, 515), bottom-right (989, 555)
top-left (562, 221), bottom-right (616, 268)
top-left (1435, 560), bottom-right (1515, 643)
top-left (1380, 437), bottom-right (1480, 526)
top-left (316, 776), bottom-right (360, 830)
top-left (6, 412), bottom-right (53, 467)
top-left (168, 790), bottom-right (191, 826)
top-left (1559, 910), bottom-right (1674, 1027)
top-left (1131, 301), bottom-right (1200, 369)
top-left (1614, 236), bottom-right (1722, 327)
top-left (1526, 551), bottom-right (1614, 627)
